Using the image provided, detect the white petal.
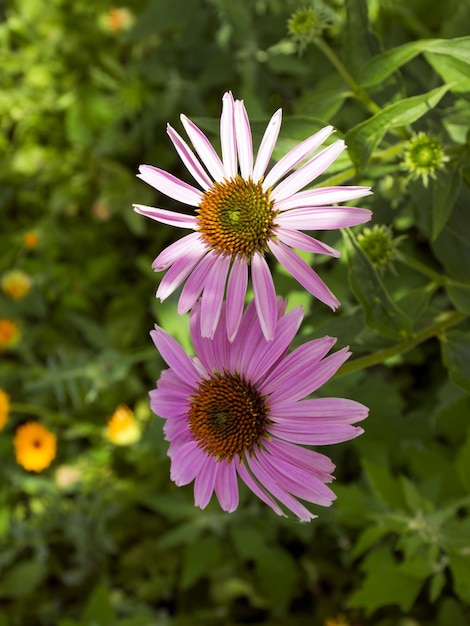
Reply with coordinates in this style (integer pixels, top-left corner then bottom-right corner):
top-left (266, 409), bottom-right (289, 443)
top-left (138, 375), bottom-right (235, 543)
top-left (234, 99), bottom-right (253, 180)
top-left (180, 114), bottom-right (227, 182)
top-left (252, 109), bottom-right (282, 182)
top-left (220, 92), bottom-right (237, 179)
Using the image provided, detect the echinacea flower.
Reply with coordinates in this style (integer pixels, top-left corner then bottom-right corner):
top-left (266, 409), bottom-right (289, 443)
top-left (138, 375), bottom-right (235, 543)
top-left (134, 92), bottom-right (372, 341)
top-left (150, 298), bottom-right (368, 521)
top-left (14, 422), bottom-right (57, 472)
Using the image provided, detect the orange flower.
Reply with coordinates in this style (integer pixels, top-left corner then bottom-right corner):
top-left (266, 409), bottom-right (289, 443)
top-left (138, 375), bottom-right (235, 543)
top-left (14, 422), bottom-right (57, 472)
top-left (105, 8), bottom-right (133, 32)
top-left (0, 389), bottom-right (10, 431)
top-left (0, 319), bottom-right (21, 352)
top-left (106, 405), bottom-right (141, 445)
top-left (324, 615), bottom-right (350, 626)
top-left (23, 231), bottom-right (40, 250)
top-left (1, 270), bottom-right (32, 300)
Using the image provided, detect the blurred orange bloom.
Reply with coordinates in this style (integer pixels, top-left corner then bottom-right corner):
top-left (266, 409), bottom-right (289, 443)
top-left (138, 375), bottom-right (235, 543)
top-left (14, 422), bottom-right (57, 472)
top-left (0, 389), bottom-right (10, 431)
top-left (106, 405), bottom-right (141, 445)
top-left (0, 319), bottom-right (21, 351)
top-left (23, 231), bottom-right (40, 249)
top-left (105, 8), bottom-right (133, 32)
top-left (324, 615), bottom-right (350, 626)
top-left (1, 269), bottom-right (32, 300)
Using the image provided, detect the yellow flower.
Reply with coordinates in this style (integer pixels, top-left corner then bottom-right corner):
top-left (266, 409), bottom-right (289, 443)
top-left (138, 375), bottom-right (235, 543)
top-left (1, 270), bottom-right (33, 300)
top-left (106, 405), bottom-right (141, 445)
top-left (0, 389), bottom-right (10, 431)
top-left (103, 8), bottom-right (134, 32)
top-left (324, 615), bottom-right (350, 626)
top-left (23, 231), bottom-right (40, 250)
top-left (0, 319), bottom-right (21, 352)
top-left (14, 422), bottom-right (57, 472)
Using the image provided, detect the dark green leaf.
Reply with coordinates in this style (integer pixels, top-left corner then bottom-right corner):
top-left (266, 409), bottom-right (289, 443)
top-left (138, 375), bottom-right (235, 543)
top-left (432, 167), bottom-right (462, 240)
top-left (446, 280), bottom-right (470, 315)
top-left (82, 584), bottom-right (116, 626)
top-left (362, 459), bottom-right (407, 510)
top-left (0, 561), bottom-right (47, 599)
top-left (448, 552), bottom-right (470, 603)
top-left (180, 536), bottom-right (224, 590)
top-left (343, 0), bottom-right (380, 78)
top-left (440, 330), bottom-right (470, 394)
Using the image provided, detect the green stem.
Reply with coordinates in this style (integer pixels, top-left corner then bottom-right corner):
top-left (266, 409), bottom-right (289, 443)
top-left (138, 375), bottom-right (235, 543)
top-left (397, 251), bottom-right (446, 285)
top-left (314, 38), bottom-right (382, 116)
top-left (335, 309), bottom-right (467, 378)
top-left (10, 403), bottom-right (55, 417)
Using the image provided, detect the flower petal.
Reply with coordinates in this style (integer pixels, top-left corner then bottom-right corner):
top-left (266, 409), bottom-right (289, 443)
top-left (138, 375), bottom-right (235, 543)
top-left (268, 239), bottom-right (340, 310)
top-left (271, 421), bottom-right (364, 445)
top-left (178, 250), bottom-right (219, 314)
top-left (264, 438), bottom-right (335, 477)
top-left (226, 254), bottom-right (248, 342)
top-left (252, 108), bottom-right (282, 182)
top-left (270, 141), bottom-right (346, 203)
top-left (167, 124), bottom-right (213, 190)
top-left (152, 232), bottom-right (206, 271)
top-left (137, 165), bottom-right (203, 206)
top-left (251, 251), bottom-right (277, 341)
top-left (262, 125), bottom-right (334, 191)
top-left (220, 92), bottom-right (237, 179)
top-left (200, 253), bottom-right (231, 339)
top-left (276, 206), bottom-right (372, 230)
top-left (236, 461), bottom-right (286, 517)
top-left (215, 460), bottom-right (239, 512)
top-left (170, 441), bottom-right (205, 485)
top-left (194, 455), bottom-right (218, 509)
top-left (133, 204), bottom-right (198, 229)
top-left (275, 227), bottom-right (340, 257)
top-left (275, 186), bottom-right (373, 211)
top-left (180, 114), bottom-right (227, 182)
top-left (234, 99), bottom-right (253, 180)
top-left (272, 397), bottom-right (369, 423)
top-left (150, 325), bottom-right (201, 388)
top-left (156, 245), bottom-right (207, 301)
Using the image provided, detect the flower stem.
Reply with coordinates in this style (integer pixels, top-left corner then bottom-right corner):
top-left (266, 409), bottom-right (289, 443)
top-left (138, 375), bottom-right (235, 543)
top-left (335, 309), bottom-right (467, 378)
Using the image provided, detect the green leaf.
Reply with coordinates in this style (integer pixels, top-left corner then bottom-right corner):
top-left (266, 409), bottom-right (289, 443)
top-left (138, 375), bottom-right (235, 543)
top-left (448, 552), bottom-right (470, 603)
top-left (455, 432), bottom-right (470, 493)
top-left (432, 167), bottom-right (462, 240)
top-left (362, 459), bottom-right (407, 510)
top-left (255, 547), bottom-right (299, 617)
top-left (344, 229), bottom-right (412, 339)
top-left (400, 477), bottom-right (434, 514)
top-left (82, 584), bottom-right (116, 626)
top-left (343, 0), bottom-right (380, 78)
top-left (346, 84), bottom-right (451, 169)
top-left (440, 330), bottom-right (470, 394)
top-left (429, 571), bottom-right (446, 603)
top-left (361, 40), bottom-right (425, 86)
top-left (425, 51), bottom-right (470, 93)
top-left (446, 280), bottom-right (470, 314)
top-left (438, 598), bottom-right (469, 626)
top-left (180, 536), bottom-right (224, 590)
top-left (0, 561), bottom-right (47, 599)
top-left (348, 546), bottom-right (423, 614)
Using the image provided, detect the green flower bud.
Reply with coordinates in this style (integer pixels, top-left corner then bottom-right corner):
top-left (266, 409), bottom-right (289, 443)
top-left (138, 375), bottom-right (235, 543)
top-left (401, 132), bottom-right (449, 187)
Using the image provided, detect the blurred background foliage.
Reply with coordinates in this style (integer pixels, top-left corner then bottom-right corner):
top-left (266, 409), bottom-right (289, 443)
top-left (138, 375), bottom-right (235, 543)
top-left (1, 0), bottom-right (470, 624)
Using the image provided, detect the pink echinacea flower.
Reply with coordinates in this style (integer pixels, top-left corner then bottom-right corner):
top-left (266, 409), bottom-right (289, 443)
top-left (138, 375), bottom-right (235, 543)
top-left (135, 92), bottom-right (372, 341)
top-left (150, 298), bottom-right (368, 521)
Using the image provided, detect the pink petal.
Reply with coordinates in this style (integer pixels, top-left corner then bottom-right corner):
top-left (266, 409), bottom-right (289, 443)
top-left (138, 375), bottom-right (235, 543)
top-left (245, 306), bottom-right (303, 384)
top-left (246, 453), bottom-right (317, 521)
top-left (264, 438), bottom-right (335, 477)
top-left (214, 460), bottom-right (239, 512)
top-left (189, 301), bottom-right (230, 374)
top-left (167, 124), bottom-right (212, 190)
top-left (236, 460), bottom-right (286, 517)
top-left (194, 455), bottom-right (218, 509)
top-left (261, 335), bottom-right (337, 396)
top-left (200, 253), bottom-right (231, 339)
top-left (156, 246), bottom-right (207, 301)
top-left (276, 206), bottom-right (372, 230)
top-left (275, 186), bottom-right (373, 211)
top-left (180, 114), bottom-right (227, 182)
top-left (234, 99), bottom-right (253, 180)
top-left (228, 299), bottom-right (264, 374)
top-left (272, 398), bottom-right (369, 423)
top-left (133, 204), bottom-right (198, 229)
top-left (226, 255), bottom-right (248, 342)
top-left (171, 441), bottom-right (205, 485)
top-left (252, 108), bottom-right (282, 182)
top-left (150, 325), bottom-right (201, 388)
top-left (220, 92), bottom-right (237, 179)
top-left (268, 239), bottom-right (340, 310)
top-left (270, 141), bottom-right (346, 203)
top-left (268, 347), bottom-right (352, 404)
top-left (275, 227), bottom-right (341, 257)
top-left (251, 251), bottom-right (277, 341)
top-left (137, 165), bottom-right (203, 207)
top-left (270, 422), bottom-right (364, 445)
top-left (152, 232), bottom-right (206, 271)
top-left (177, 250), bottom-right (219, 314)
top-left (262, 125), bottom-right (334, 191)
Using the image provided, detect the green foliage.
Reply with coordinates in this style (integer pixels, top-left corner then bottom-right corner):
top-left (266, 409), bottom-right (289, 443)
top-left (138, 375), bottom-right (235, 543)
top-left (1, 0), bottom-right (470, 624)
